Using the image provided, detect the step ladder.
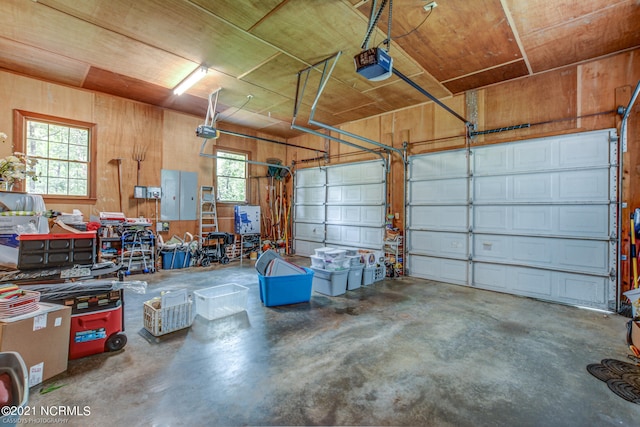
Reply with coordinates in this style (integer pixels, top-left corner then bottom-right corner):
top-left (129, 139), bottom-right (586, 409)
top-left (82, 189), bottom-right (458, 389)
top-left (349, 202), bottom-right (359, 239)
top-left (199, 186), bottom-right (218, 248)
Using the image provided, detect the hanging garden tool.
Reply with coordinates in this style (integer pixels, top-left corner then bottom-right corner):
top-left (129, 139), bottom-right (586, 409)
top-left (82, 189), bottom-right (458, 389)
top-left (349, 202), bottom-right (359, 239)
top-left (632, 213), bottom-right (639, 289)
top-left (133, 144), bottom-right (147, 186)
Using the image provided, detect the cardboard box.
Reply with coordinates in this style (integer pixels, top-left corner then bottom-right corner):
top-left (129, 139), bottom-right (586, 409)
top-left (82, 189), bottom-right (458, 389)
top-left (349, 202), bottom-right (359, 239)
top-left (631, 320), bottom-right (640, 347)
top-left (0, 303), bottom-right (71, 386)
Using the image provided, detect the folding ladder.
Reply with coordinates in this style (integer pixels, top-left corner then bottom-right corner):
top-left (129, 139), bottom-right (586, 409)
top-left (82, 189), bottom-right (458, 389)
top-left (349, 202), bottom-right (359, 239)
top-left (199, 186), bottom-right (218, 249)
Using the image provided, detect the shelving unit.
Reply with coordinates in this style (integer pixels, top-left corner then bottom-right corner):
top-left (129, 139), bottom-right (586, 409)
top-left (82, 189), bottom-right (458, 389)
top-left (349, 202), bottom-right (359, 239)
top-left (239, 234), bottom-right (261, 266)
top-left (383, 235), bottom-right (403, 277)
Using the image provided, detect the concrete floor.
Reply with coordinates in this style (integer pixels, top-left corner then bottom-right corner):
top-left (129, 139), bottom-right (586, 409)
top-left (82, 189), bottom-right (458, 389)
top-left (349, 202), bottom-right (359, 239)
top-left (20, 257), bottom-right (639, 426)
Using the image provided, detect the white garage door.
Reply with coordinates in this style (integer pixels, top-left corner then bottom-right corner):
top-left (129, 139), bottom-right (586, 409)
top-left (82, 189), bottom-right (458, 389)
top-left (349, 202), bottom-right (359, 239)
top-left (294, 160), bottom-right (386, 256)
top-left (407, 129), bottom-right (618, 310)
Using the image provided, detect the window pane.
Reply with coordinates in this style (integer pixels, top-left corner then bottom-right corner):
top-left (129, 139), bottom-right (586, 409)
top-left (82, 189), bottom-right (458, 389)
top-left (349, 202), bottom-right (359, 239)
top-left (69, 179), bottom-right (86, 196)
top-left (218, 177), bottom-right (246, 202)
top-left (48, 178), bottom-right (68, 195)
top-left (27, 139), bottom-right (48, 158)
top-left (69, 144), bottom-right (88, 162)
top-left (49, 142), bottom-right (69, 160)
top-left (22, 117), bottom-right (91, 197)
top-left (69, 162), bottom-right (86, 179)
top-left (69, 128), bottom-right (88, 146)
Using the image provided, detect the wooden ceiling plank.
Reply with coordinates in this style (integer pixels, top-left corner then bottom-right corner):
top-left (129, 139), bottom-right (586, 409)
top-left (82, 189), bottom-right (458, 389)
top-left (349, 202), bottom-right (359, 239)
top-left (499, 0), bottom-right (532, 75)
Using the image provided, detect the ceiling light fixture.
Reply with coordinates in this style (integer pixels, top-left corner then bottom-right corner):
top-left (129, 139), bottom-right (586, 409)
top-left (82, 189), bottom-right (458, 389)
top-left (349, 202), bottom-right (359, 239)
top-left (173, 64), bottom-right (208, 95)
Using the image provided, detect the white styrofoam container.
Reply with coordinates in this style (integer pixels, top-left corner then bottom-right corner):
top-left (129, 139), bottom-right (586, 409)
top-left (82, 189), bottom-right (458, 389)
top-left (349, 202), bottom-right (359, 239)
top-left (194, 283), bottom-right (249, 320)
top-left (311, 267), bottom-right (348, 296)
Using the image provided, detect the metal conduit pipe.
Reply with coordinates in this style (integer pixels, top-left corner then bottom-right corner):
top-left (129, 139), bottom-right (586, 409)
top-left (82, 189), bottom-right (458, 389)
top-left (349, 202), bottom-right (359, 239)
top-left (217, 129), bottom-right (327, 153)
top-left (392, 68), bottom-right (470, 126)
top-left (618, 80), bottom-right (640, 310)
top-left (290, 124), bottom-right (388, 165)
top-left (198, 139), bottom-right (292, 175)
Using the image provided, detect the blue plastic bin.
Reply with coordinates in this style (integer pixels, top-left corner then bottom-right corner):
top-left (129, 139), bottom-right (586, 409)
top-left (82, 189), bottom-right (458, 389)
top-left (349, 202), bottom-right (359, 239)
top-left (258, 267), bottom-right (314, 307)
top-left (161, 250), bottom-right (191, 269)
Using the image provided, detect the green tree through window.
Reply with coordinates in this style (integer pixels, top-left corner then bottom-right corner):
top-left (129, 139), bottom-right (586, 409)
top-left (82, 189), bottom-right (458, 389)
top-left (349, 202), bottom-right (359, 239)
top-left (216, 150), bottom-right (247, 202)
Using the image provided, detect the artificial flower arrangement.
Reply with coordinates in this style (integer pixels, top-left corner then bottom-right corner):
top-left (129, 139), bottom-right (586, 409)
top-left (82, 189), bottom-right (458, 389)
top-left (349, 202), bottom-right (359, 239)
top-left (0, 131), bottom-right (38, 187)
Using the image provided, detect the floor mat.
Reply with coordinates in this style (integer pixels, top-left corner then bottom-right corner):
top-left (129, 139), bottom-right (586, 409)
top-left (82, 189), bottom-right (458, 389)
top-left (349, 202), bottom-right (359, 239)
top-left (587, 358), bottom-right (640, 405)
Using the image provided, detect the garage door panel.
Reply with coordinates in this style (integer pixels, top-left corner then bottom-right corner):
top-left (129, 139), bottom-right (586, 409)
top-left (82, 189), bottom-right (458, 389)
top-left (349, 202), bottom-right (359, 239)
top-left (294, 240), bottom-right (324, 257)
top-left (408, 129), bottom-right (616, 310)
top-left (474, 205), bottom-right (609, 238)
top-left (474, 235), bottom-right (609, 275)
top-left (327, 161), bottom-right (385, 184)
top-left (559, 133), bottom-right (610, 168)
top-left (475, 133), bottom-right (609, 175)
top-left (295, 205), bottom-right (324, 223)
top-left (326, 184), bottom-right (384, 205)
top-left (294, 222), bottom-right (324, 241)
top-left (326, 224), bottom-right (383, 248)
top-left (410, 150), bottom-right (467, 180)
top-left (558, 205), bottom-right (609, 236)
top-left (474, 169), bottom-right (609, 203)
top-left (473, 263), bottom-right (608, 307)
top-left (409, 255), bottom-right (468, 285)
top-left (296, 168), bottom-right (326, 187)
top-left (295, 187), bottom-right (325, 204)
top-left (410, 230), bottom-right (468, 258)
top-left (555, 273), bottom-right (607, 305)
top-left (326, 205), bottom-right (384, 227)
top-left (410, 178), bottom-right (467, 204)
top-left (410, 205), bottom-right (467, 231)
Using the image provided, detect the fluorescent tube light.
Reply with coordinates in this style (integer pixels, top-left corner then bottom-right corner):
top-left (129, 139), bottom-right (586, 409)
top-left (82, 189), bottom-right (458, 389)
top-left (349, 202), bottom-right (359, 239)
top-left (173, 65), bottom-right (208, 95)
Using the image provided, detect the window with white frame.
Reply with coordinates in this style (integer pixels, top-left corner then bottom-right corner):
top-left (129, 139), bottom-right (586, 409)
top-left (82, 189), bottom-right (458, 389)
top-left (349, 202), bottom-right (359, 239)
top-left (216, 150), bottom-right (247, 202)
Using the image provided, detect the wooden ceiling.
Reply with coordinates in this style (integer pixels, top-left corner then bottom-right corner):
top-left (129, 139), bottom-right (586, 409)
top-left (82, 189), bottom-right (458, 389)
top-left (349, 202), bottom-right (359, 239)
top-left (1, 0), bottom-right (638, 138)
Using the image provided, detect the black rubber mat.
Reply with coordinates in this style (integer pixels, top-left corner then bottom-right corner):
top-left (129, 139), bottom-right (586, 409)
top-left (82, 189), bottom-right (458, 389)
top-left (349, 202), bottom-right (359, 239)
top-left (601, 358), bottom-right (639, 375)
top-left (587, 363), bottom-right (619, 382)
top-left (606, 379), bottom-right (640, 404)
top-left (586, 358), bottom-right (640, 405)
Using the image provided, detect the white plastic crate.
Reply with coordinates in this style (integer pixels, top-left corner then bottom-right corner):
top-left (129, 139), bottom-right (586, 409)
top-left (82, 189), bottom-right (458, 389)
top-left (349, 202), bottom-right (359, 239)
top-left (374, 265), bottom-right (385, 282)
top-left (194, 283), bottom-right (249, 320)
top-left (143, 297), bottom-right (193, 336)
